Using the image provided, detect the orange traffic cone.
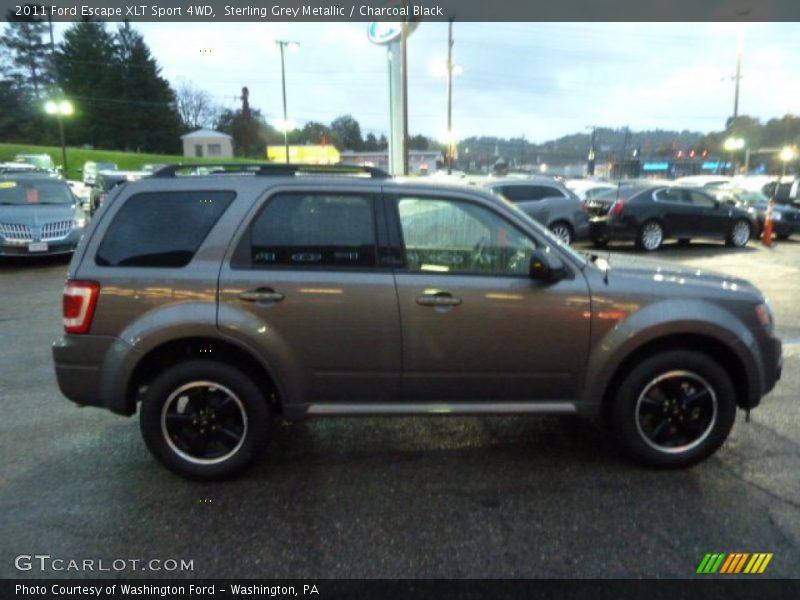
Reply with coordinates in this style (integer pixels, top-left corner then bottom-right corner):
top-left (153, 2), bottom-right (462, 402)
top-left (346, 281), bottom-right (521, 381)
top-left (762, 198), bottom-right (775, 247)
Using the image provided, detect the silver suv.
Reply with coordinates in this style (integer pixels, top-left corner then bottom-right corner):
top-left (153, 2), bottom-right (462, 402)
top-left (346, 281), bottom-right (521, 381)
top-left (52, 164), bottom-right (782, 479)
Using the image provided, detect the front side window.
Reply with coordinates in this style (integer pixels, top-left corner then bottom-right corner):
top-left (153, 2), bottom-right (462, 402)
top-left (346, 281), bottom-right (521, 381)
top-left (654, 188), bottom-right (687, 204)
top-left (397, 197), bottom-right (536, 276)
top-left (247, 193), bottom-right (377, 268)
top-left (688, 191), bottom-right (717, 208)
top-left (96, 191), bottom-right (234, 267)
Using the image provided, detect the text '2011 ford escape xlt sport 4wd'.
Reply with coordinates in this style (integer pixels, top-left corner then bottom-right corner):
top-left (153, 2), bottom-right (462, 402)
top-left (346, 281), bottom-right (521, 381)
top-left (52, 164), bottom-right (783, 479)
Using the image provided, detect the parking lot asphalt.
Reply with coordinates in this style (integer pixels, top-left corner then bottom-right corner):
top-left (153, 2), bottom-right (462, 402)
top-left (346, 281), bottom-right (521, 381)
top-left (1, 239), bottom-right (798, 579)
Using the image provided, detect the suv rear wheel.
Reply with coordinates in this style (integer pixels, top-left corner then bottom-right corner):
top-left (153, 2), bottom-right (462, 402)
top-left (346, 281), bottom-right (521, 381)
top-left (140, 360), bottom-right (270, 479)
top-left (610, 350), bottom-right (736, 468)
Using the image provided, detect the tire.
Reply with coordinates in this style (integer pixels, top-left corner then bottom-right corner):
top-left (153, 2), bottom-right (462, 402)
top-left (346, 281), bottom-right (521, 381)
top-left (726, 219), bottom-right (751, 247)
top-left (636, 220), bottom-right (664, 251)
top-left (610, 350), bottom-right (736, 469)
top-left (549, 221), bottom-right (574, 245)
top-left (139, 360), bottom-right (271, 480)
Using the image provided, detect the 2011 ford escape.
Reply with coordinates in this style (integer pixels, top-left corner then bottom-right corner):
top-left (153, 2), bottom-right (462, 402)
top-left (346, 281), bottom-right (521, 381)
top-left (52, 164), bottom-right (783, 479)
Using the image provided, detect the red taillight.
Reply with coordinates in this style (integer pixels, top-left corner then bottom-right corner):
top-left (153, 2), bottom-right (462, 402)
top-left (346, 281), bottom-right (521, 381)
top-left (609, 200), bottom-right (625, 216)
top-left (63, 281), bottom-right (100, 334)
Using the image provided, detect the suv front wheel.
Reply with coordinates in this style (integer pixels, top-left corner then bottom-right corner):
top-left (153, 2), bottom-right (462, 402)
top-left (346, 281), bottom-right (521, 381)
top-left (140, 360), bottom-right (270, 479)
top-left (610, 350), bottom-right (736, 468)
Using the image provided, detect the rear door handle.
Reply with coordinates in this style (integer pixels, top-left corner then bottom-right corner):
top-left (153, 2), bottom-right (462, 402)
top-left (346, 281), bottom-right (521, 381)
top-left (239, 288), bottom-right (285, 303)
top-left (416, 292), bottom-right (462, 307)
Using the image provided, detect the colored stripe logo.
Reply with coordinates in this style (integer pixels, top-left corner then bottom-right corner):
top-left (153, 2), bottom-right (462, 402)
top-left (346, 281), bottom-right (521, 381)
top-left (697, 553), bottom-right (773, 574)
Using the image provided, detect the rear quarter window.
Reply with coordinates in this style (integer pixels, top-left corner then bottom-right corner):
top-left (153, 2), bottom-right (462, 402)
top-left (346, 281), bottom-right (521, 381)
top-left (95, 191), bottom-right (235, 267)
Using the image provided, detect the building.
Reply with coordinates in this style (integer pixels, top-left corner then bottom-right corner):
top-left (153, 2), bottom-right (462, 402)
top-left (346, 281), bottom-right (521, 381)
top-left (266, 145), bottom-right (341, 164)
top-left (181, 129), bottom-right (234, 159)
top-left (339, 150), bottom-right (443, 174)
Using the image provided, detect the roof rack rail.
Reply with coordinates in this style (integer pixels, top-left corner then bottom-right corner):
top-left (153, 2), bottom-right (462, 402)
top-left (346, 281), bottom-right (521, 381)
top-left (151, 163), bottom-right (390, 179)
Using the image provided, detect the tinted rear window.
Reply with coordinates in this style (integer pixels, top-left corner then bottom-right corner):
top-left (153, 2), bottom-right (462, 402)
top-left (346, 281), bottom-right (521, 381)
top-left (96, 191), bottom-right (234, 267)
top-left (239, 193), bottom-right (377, 269)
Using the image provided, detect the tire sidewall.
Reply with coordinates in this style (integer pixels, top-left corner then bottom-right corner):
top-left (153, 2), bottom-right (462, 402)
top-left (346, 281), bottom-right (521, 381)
top-left (729, 220), bottom-right (751, 247)
top-left (550, 221), bottom-right (574, 245)
top-left (611, 351), bottom-right (736, 468)
top-left (637, 220), bottom-right (663, 251)
top-left (140, 360), bottom-right (270, 480)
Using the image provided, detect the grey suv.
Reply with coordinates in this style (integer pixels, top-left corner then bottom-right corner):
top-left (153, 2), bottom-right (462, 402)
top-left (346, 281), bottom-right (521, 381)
top-left (52, 164), bottom-right (782, 479)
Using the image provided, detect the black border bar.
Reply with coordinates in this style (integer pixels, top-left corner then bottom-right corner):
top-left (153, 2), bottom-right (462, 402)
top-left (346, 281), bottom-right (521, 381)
top-left (3, 0), bottom-right (800, 22)
top-left (4, 579), bottom-right (800, 600)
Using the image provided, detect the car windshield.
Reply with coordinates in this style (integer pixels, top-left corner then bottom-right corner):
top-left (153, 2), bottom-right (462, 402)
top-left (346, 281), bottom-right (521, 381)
top-left (0, 179), bottom-right (74, 205)
top-left (14, 155), bottom-right (54, 170)
top-left (732, 189), bottom-right (769, 204)
top-left (97, 162), bottom-right (118, 170)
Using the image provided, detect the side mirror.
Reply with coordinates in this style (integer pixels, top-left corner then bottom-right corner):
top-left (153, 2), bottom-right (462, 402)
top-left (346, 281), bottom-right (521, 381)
top-left (529, 248), bottom-right (568, 282)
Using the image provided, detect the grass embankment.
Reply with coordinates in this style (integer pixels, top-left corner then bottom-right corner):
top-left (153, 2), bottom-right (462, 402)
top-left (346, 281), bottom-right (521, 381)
top-left (0, 143), bottom-right (261, 179)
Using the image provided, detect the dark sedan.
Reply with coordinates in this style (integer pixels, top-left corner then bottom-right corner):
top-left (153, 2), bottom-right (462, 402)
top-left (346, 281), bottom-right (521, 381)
top-left (590, 186), bottom-right (756, 251)
top-left (714, 187), bottom-right (800, 240)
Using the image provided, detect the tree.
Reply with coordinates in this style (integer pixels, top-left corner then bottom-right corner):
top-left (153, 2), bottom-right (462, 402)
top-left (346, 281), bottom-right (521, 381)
top-left (114, 21), bottom-right (182, 152)
top-left (0, 16), bottom-right (53, 95)
top-left (409, 134), bottom-right (431, 151)
top-left (363, 132), bottom-right (378, 151)
top-left (56, 20), bottom-right (121, 149)
top-left (217, 107), bottom-right (279, 158)
top-left (175, 81), bottom-right (218, 131)
top-left (299, 121), bottom-right (333, 145)
top-left (0, 15), bottom-right (56, 144)
top-left (330, 114), bottom-right (363, 151)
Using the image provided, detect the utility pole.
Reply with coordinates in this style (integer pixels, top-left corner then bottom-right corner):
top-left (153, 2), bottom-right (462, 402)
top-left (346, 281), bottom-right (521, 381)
top-left (278, 42), bottom-right (289, 163)
top-left (275, 40), bottom-right (299, 163)
top-left (446, 18), bottom-right (454, 174)
top-left (732, 37), bottom-right (742, 123)
top-left (47, 15), bottom-right (68, 176)
top-left (401, 19), bottom-right (409, 175)
top-left (586, 126), bottom-right (597, 176)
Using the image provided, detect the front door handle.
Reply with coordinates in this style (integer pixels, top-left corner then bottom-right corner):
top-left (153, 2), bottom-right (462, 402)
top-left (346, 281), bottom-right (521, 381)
top-left (416, 292), bottom-right (462, 307)
top-left (239, 288), bottom-right (285, 303)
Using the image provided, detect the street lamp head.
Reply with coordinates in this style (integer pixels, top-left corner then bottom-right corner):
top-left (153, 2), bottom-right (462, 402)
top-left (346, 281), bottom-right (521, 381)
top-left (59, 100), bottom-right (74, 116)
top-left (276, 40), bottom-right (300, 51)
top-left (277, 119), bottom-right (295, 132)
top-left (723, 137), bottom-right (745, 152)
top-left (45, 99), bottom-right (74, 116)
top-left (779, 146), bottom-right (797, 163)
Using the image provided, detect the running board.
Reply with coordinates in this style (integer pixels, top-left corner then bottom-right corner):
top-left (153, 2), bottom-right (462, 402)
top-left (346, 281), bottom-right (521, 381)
top-left (305, 402), bottom-right (577, 416)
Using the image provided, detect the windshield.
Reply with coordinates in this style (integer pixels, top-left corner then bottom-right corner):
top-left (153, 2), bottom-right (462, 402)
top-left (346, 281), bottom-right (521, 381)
top-left (14, 155), bottom-right (54, 170)
top-left (732, 189), bottom-right (769, 204)
top-left (0, 179), bottom-right (74, 205)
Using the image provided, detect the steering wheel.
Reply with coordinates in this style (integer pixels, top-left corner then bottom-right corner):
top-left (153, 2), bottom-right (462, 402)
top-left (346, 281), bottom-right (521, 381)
top-left (470, 236), bottom-right (489, 270)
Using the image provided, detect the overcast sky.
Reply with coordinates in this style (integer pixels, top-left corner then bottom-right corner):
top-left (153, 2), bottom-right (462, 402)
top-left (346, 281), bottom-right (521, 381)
top-left (56, 21), bottom-right (800, 142)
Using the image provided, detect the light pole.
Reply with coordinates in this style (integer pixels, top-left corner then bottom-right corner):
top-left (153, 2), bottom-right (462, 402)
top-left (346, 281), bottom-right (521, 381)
top-left (431, 24), bottom-right (462, 174)
top-left (275, 40), bottom-right (299, 164)
top-left (44, 99), bottom-right (73, 176)
top-left (723, 136), bottom-right (745, 176)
